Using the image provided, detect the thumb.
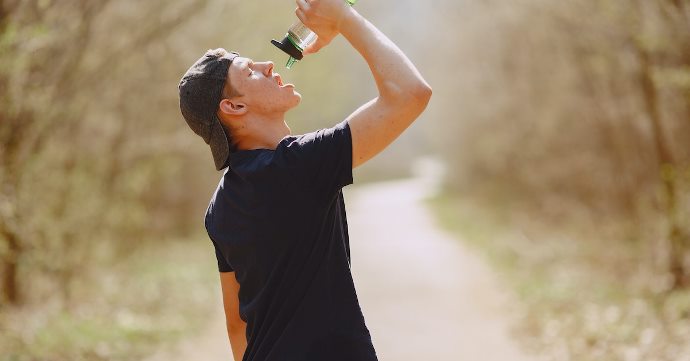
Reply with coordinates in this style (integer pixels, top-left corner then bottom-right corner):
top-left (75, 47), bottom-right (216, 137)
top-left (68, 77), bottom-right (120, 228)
top-left (303, 37), bottom-right (330, 55)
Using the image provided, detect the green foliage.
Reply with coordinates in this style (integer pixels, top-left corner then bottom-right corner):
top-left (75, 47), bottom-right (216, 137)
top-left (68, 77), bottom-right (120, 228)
top-left (426, 1), bottom-right (690, 357)
top-left (0, 236), bottom-right (218, 361)
top-left (430, 0), bottom-right (690, 283)
top-left (428, 192), bottom-right (690, 360)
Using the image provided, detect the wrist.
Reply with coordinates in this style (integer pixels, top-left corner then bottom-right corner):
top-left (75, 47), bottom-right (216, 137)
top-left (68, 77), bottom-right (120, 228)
top-left (337, 7), bottom-right (359, 35)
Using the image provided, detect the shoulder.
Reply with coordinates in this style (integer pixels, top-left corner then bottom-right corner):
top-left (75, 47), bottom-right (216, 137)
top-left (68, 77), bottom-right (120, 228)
top-left (287, 120), bottom-right (350, 146)
top-left (275, 120), bottom-right (354, 194)
top-left (277, 120), bottom-right (352, 160)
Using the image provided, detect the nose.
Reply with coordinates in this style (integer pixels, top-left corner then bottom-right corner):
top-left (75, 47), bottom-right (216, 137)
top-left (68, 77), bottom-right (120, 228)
top-left (261, 62), bottom-right (274, 77)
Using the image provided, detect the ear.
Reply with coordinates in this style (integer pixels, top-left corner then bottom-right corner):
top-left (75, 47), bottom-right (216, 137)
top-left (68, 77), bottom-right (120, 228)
top-left (219, 98), bottom-right (248, 117)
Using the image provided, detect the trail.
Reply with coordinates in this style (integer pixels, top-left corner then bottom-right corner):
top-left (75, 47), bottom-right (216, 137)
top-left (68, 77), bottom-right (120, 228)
top-left (145, 159), bottom-right (534, 361)
top-left (347, 159), bottom-right (534, 360)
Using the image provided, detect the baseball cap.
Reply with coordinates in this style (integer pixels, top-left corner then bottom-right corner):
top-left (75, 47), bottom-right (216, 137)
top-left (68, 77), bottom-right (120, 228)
top-left (178, 48), bottom-right (240, 171)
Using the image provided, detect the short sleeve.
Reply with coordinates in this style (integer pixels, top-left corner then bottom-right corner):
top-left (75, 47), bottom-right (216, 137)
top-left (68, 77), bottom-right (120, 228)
top-left (285, 120), bottom-right (354, 195)
top-left (211, 238), bottom-right (234, 273)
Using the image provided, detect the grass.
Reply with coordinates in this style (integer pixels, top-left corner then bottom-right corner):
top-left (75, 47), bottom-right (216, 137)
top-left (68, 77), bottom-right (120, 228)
top-left (0, 235), bottom-right (220, 361)
top-left (426, 191), bottom-right (690, 361)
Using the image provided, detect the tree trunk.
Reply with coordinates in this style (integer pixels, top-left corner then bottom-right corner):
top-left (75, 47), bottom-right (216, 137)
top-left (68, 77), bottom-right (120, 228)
top-left (636, 46), bottom-right (689, 289)
top-left (1, 227), bottom-right (21, 305)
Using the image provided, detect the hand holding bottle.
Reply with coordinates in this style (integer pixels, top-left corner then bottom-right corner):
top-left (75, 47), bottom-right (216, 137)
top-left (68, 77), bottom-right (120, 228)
top-left (294, 0), bottom-right (356, 55)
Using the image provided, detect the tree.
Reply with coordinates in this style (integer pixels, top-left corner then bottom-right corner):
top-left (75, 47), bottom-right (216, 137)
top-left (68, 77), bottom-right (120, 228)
top-left (0, 0), bottom-right (209, 306)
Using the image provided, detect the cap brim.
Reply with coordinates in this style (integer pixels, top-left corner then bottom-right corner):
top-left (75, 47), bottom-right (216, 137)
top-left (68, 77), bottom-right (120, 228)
top-left (209, 115), bottom-right (230, 170)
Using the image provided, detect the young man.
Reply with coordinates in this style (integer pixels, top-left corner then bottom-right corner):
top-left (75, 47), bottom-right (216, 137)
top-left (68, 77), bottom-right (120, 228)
top-left (178, 0), bottom-right (431, 360)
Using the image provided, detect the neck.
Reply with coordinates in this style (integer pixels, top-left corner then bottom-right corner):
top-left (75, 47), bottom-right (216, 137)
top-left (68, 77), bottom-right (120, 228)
top-left (234, 112), bottom-right (291, 151)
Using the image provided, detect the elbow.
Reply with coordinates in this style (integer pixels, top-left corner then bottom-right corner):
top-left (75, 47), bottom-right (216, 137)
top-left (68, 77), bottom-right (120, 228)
top-left (407, 82), bottom-right (432, 110)
top-left (415, 83), bottom-right (432, 105)
top-left (381, 81), bottom-right (432, 109)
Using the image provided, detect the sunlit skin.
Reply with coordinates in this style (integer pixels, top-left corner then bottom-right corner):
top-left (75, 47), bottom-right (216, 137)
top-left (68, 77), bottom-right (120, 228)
top-left (216, 56), bottom-right (300, 152)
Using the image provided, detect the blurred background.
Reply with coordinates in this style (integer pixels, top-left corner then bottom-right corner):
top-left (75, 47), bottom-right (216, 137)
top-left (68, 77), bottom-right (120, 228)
top-left (1, 0), bottom-right (689, 360)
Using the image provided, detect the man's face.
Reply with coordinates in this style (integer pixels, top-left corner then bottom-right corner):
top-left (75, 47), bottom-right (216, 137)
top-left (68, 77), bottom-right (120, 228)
top-left (227, 56), bottom-right (301, 114)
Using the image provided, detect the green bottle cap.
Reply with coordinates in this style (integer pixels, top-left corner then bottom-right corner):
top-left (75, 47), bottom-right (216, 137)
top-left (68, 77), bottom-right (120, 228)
top-left (286, 56), bottom-right (298, 69)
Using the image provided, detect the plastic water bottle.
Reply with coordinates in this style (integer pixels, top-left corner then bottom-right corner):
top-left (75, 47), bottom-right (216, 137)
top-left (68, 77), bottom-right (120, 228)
top-left (271, 0), bottom-right (358, 69)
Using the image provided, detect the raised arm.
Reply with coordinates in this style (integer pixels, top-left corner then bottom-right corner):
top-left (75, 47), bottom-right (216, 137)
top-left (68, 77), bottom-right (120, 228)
top-left (296, 0), bottom-right (432, 168)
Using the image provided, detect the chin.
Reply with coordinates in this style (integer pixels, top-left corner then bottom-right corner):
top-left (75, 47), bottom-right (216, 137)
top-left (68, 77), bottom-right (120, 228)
top-left (289, 92), bottom-right (302, 107)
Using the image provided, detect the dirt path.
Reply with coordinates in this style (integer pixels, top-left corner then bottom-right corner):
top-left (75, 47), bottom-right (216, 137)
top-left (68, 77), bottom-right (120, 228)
top-left (146, 160), bottom-right (534, 361)
top-left (347, 159), bottom-right (534, 361)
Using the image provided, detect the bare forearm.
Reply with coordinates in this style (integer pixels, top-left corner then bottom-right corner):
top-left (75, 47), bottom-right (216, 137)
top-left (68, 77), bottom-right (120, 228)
top-left (296, 0), bottom-right (431, 167)
top-left (228, 324), bottom-right (247, 361)
top-left (339, 9), bottom-right (431, 101)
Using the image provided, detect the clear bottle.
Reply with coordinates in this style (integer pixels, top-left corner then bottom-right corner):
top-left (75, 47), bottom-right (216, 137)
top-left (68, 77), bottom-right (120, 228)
top-left (271, 0), bottom-right (358, 69)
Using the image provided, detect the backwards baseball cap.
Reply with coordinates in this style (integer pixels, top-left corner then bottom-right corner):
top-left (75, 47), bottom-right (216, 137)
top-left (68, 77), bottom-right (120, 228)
top-left (178, 48), bottom-right (240, 171)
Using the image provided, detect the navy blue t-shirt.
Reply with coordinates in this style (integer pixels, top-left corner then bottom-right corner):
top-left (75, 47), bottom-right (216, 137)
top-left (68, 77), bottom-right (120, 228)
top-left (204, 120), bottom-right (378, 361)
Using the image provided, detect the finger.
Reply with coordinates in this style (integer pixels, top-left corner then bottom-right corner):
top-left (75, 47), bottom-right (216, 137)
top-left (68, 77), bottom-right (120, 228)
top-left (295, 7), bottom-right (307, 23)
top-left (295, 0), bottom-right (310, 11)
top-left (303, 38), bottom-right (327, 55)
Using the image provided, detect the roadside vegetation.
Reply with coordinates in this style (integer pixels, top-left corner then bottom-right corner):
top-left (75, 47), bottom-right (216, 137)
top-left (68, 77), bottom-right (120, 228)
top-left (0, 236), bottom-right (218, 361)
top-left (425, 1), bottom-right (690, 359)
top-left (429, 193), bottom-right (690, 360)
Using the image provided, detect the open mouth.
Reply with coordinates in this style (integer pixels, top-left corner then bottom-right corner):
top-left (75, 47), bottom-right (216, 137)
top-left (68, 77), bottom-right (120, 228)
top-left (274, 73), bottom-right (294, 88)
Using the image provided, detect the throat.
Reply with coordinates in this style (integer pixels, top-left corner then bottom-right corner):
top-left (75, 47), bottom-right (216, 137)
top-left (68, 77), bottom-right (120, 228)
top-left (236, 117), bottom-right (291, 151)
